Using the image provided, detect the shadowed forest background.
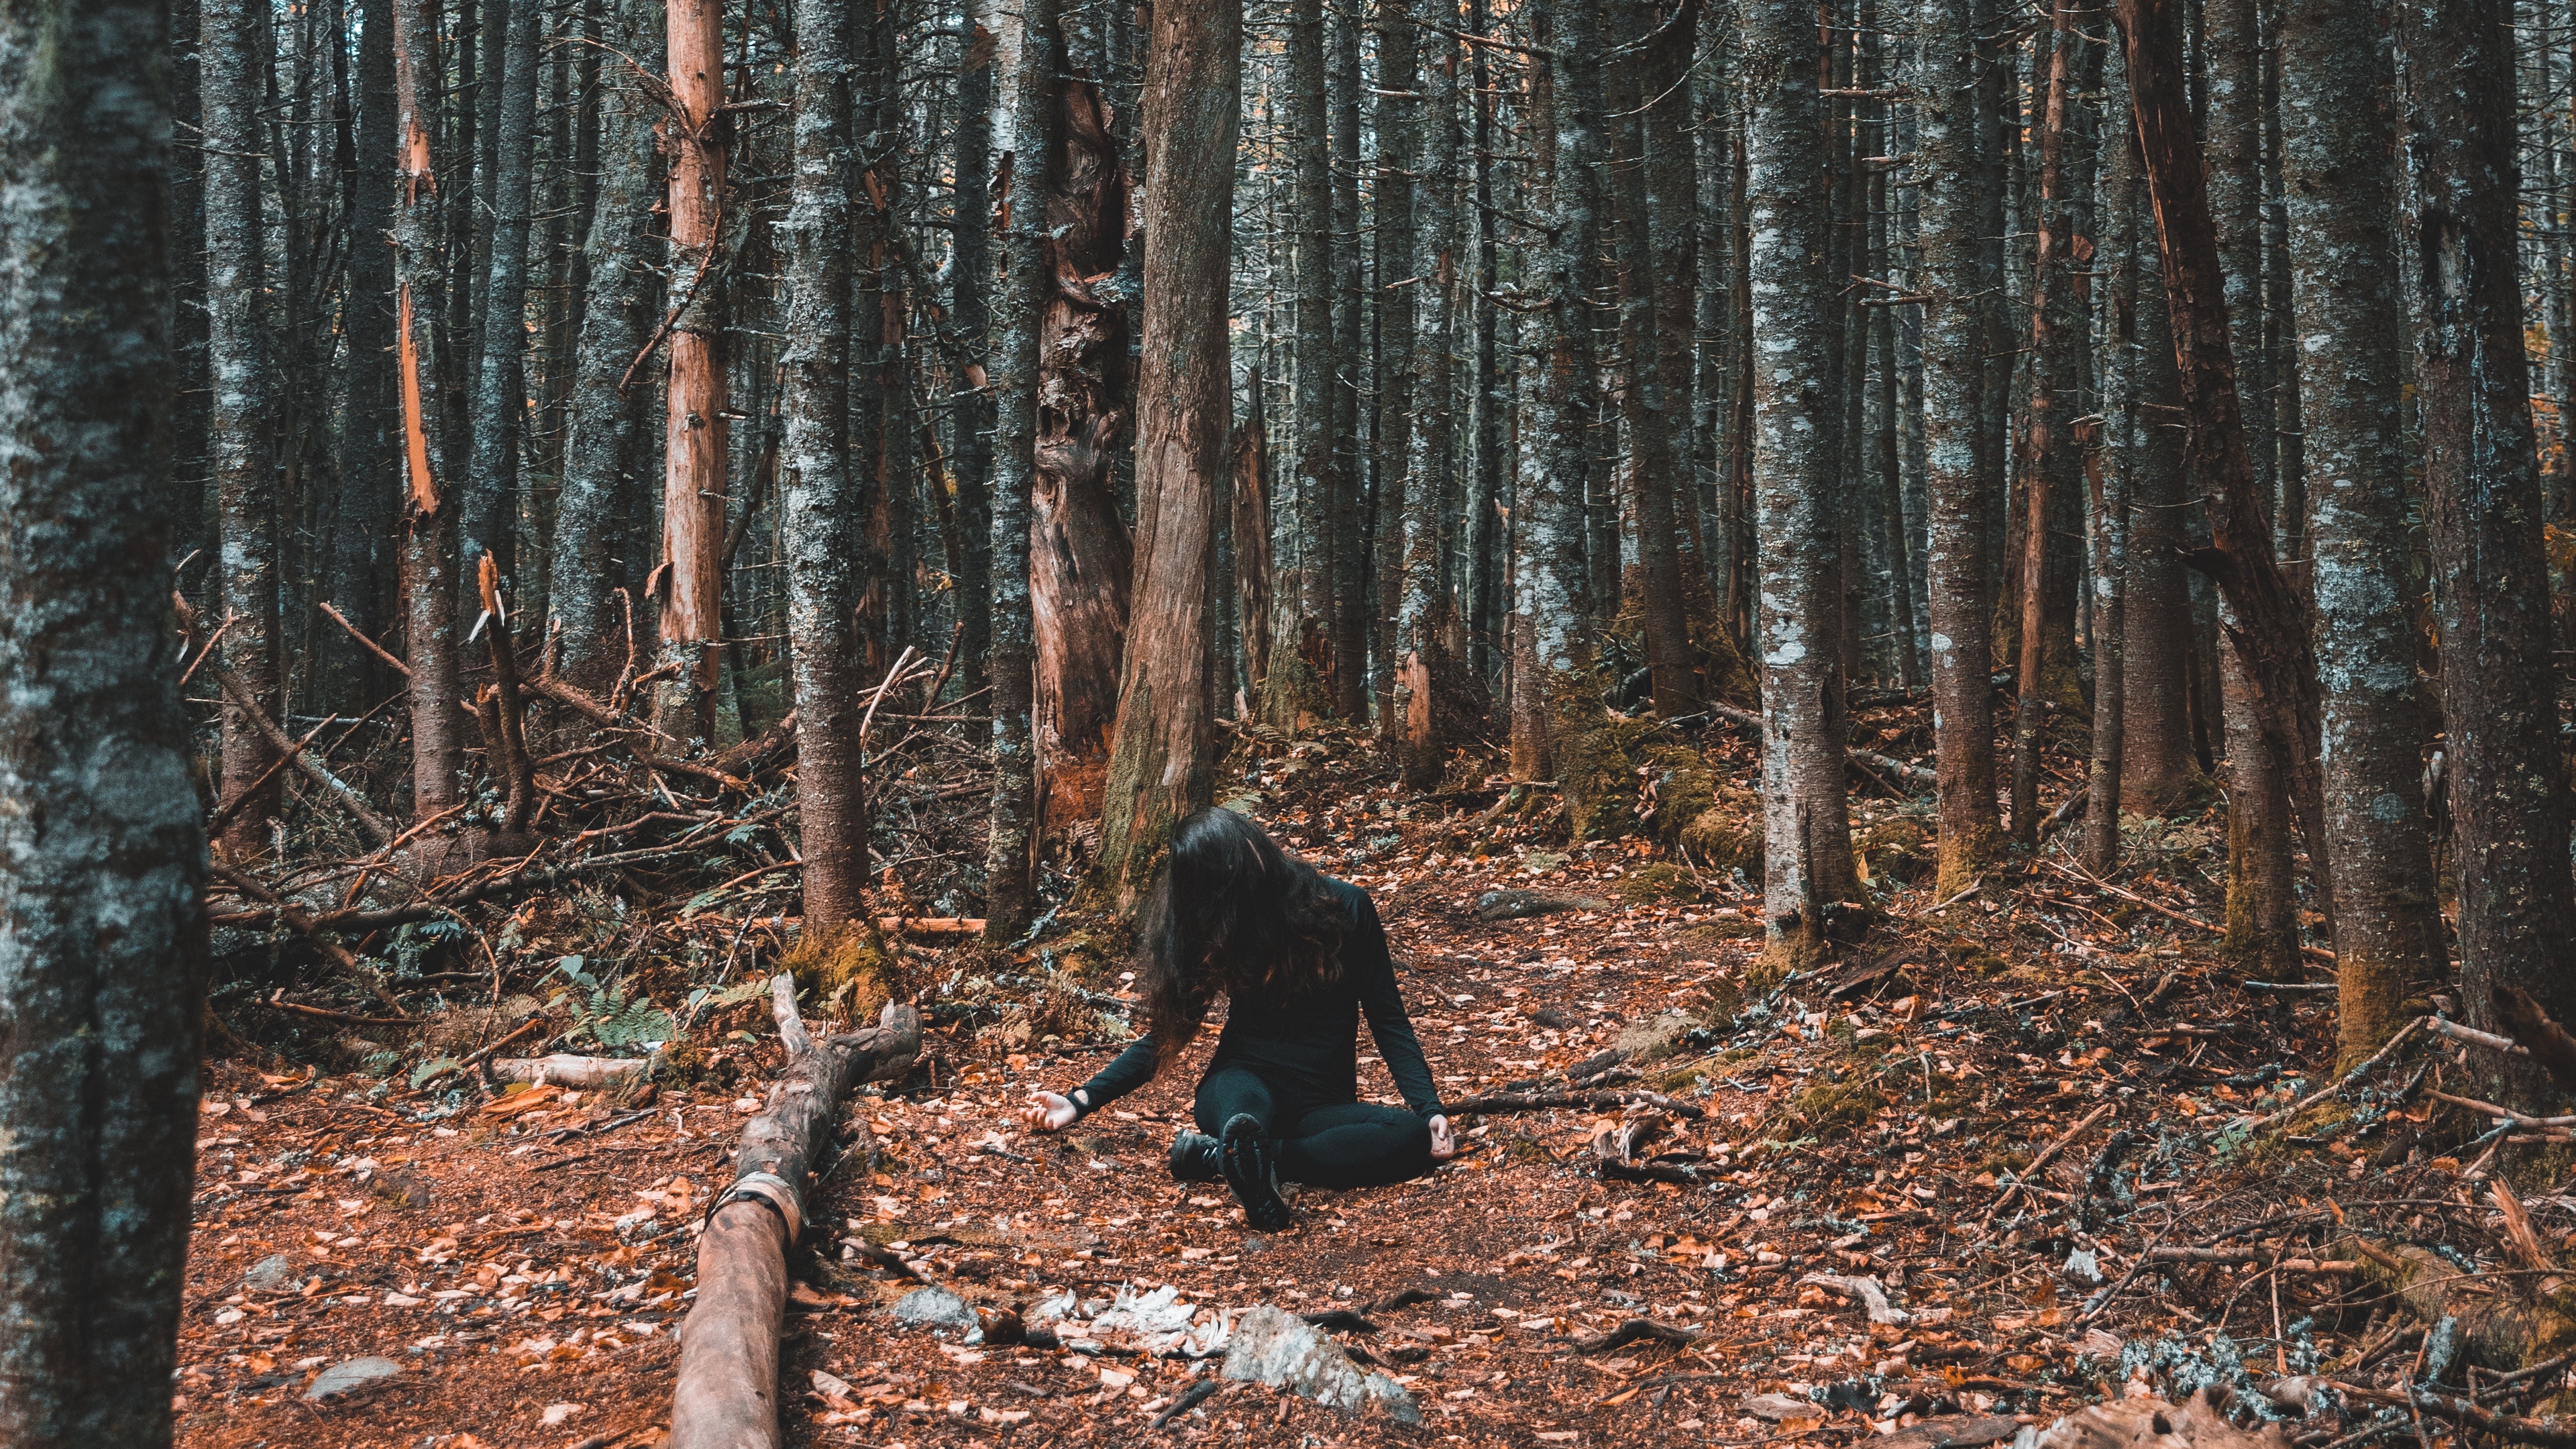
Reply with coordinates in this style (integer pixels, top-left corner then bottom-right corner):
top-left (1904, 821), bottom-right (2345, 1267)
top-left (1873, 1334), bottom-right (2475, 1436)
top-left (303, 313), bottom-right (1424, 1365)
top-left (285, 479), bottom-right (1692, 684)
top-left (17, 0), bottom-right (2576, 1442)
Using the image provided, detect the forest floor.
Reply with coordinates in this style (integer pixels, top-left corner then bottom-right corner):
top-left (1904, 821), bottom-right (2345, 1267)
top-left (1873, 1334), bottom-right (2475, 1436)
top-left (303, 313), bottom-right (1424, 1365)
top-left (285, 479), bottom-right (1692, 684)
top-left (172, 711), bottom-right (2541, 1449)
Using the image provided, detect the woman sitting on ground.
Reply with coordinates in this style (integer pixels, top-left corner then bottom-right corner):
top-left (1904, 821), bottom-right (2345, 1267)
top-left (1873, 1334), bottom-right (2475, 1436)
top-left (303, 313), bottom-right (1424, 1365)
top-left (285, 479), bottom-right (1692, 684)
top-left (1020, 806), bottom-right (1454, 1229)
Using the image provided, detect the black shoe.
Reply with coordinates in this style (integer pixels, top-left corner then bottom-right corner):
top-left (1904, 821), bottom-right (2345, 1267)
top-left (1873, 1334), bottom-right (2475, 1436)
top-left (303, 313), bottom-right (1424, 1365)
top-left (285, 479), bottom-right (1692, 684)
top-left (1169, 1128), bottom-right (1222, 1182)
top-left (1219, 1112), bottom-right (1294, 1231)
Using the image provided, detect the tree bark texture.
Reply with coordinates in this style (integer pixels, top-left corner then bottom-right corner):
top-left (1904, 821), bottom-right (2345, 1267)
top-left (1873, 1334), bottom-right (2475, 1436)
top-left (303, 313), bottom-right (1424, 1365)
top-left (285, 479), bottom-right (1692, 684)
top-left (2086, 49), bottom-right (2137, 874)
top-left (1029, 71), bottom-right (1134, 838)
top-left (0, 3), bottom-right (211, 1439)
top-left (987, 0), bottom-right (1060, 938)
top-left (2396, 0), bottom-right (2576, 1099)
top-left (1743, 0), bottom-right (1858, 973)
top-left (2279, 0), bottom-right (2445, 1062)
top-left (1328, 3), bottom-right (1368, 720)
top-left (202, 0), bottom-right (281, 856)
top-left (551, 0), bottom-right (663, 702)
top-left (466, 0), bottom-right (539, 588)
top-left (659, 0), bottom-right (730, 743)
top-left (2115, 0), bottom-right (2335, 962)
top-left (1285, 0), bottom-right (1338, 714)
top-left (782, 0), bottom-right (865, 933)
top-left (1362, 0), bottom-right (1417, 739)
top-left (1094, 0), bottom-right (1238, 902)
top-left (1917, 0), bottom-right (1999, 900)
top-left (325, 0), bottom-right (401, 710)
top-left (1395, 0), bottom-right (1462, 784)
top-left (396, 0), bottom-right (464, 822)
top-left (949, 5), bottom-right (997, 702)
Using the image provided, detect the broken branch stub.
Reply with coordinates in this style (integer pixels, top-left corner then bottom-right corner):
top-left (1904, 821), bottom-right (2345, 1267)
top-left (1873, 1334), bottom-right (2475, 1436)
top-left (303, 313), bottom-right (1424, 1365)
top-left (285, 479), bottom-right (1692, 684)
top-left (667, 985), bottom-right (922, 1449)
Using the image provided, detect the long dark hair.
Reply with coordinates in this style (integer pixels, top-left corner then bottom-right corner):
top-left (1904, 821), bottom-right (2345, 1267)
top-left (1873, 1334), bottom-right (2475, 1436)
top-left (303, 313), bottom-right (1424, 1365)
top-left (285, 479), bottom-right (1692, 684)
top-left (1136, 808), bottom-right (1350, 1064)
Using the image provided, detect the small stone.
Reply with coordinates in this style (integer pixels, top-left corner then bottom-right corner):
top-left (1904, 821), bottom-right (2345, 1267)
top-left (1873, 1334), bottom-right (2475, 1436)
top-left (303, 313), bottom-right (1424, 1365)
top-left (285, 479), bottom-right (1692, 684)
top-left (540, 1402), bottom-right (586, 1427)
top-left (304, 1356), bottom-right (402, 1402)
top-left (1474, 888), bottom-right (1612, 922)
top-left (891, 1286), bottom-right (979, 1332)
top-left (1221, 1304), bottom-right (1419, 1423)
top-left (1743, 1393), bottom-right (1819, 1422)
top-left (242, 1253), bottom-right (297, 1291)
top-left (2076, 1328), bottom-right (2125, 1361)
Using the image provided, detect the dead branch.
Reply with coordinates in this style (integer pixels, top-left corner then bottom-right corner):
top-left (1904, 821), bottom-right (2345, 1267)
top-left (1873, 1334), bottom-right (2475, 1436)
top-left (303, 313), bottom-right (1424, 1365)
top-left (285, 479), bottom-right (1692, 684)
top-left (178, 594), bottom-right (400, 849)
top-left (1445, 1089), bottom-right (1706, 1120)
top-left (2491, 984), bottom-right (2576, 1093)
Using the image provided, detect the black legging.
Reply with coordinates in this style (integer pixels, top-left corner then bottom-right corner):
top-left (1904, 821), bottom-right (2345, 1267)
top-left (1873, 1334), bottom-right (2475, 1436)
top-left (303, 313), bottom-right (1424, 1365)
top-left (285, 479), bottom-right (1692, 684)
top-left (1193, 1065), bottom-right (1434, 1190)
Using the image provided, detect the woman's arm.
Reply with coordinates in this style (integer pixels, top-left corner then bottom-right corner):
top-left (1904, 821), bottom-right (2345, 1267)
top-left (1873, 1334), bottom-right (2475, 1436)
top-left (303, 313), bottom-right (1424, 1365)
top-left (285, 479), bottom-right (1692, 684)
top-left (1347, 892), bottom-right (1446, 1118)
top-left (1022, 1035), bottom-right (1159, 1132)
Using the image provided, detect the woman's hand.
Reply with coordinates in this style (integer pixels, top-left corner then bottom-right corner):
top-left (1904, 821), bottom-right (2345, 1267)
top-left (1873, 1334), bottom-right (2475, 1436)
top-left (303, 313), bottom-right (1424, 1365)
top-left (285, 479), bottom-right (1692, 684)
top-left (1022, 1091), bottom-right (1079, 1134)
top-left (1427, 1114), bottom-right (1456, 1160)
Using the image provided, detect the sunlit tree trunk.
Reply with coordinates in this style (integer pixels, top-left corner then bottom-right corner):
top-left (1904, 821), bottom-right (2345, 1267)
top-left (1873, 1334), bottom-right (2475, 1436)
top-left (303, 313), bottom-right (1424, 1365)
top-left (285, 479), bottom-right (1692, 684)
top-left (657, 0), bottom-right (729, 743)
top-left (1395, 0), bottom-right (1461, 784)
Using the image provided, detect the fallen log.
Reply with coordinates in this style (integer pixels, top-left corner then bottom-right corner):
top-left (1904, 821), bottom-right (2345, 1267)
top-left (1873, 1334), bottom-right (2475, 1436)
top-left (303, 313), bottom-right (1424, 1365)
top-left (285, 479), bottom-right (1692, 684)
top-left (1446, 1089), bottom-right (1706, 1121)
top-left (1709, 701), bottom-right (1936, 786)
top-left (2346, 1236), bottom-right (2576, 1370)
top-left (668, 981), bottom-right (921, 1449)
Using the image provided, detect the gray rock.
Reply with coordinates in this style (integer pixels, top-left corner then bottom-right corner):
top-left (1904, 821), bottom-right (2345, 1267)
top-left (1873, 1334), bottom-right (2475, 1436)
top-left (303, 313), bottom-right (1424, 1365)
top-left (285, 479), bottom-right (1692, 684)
top-left (1474, 888), bottom-right (1611, 922)
top-left (305, 1356), bottom-right (402, 1402)
top-left (242, 1253), bottom-right (298, 1291)
top-left (891, 1286), bottom-right (979, 1332)
top-left (1221, 1305), bottom-right (1418, 1423)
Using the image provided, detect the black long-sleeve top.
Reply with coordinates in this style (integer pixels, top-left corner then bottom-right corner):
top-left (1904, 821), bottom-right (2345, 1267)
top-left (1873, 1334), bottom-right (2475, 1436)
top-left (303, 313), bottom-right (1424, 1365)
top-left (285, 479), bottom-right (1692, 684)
top-left (1072, 877), bottom-right (1445, 1118)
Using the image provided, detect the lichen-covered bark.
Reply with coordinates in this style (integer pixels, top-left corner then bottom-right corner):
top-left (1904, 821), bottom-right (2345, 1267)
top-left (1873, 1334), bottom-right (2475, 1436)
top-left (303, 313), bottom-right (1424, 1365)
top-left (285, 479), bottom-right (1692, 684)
top-left (2086, 50), bottom-right (2137, 874)
top-left (1743, 0), bottom-right (1858, 972)
top-left (549, 0), bottom-right (660, 704)
top-left (1364, 0), bottom-right (1417, 738)
top-left (1093, 0), bottom-right (1236, 903)
top-left (201, 0), bottom-right (279, 853)
top-left (465, 0), bottom-right (538, 588)
top-left (2397, 0), bottom-right (2576, 1103)
top-left (395, 0), bottom-right (463, 818)
top-left (990, 0), bottom-right (1065, 934)
top-left (2279, 0), bottom-right (2444, 1062)
top-left (949, 9), bottom-right (996, 702)
top-left (1395, 0), bottom-right (1461, 784)
top-left (0, 3), bottom-right (210, 1440)
top-left (1284, 0), bottom-right (1339, 711)
top-left (1327, 4), bottom-right (1368, 720)
top-left (1917, 0), bottom-right (1998, 900)
top-left (782, 0), bottom-right (864, 932)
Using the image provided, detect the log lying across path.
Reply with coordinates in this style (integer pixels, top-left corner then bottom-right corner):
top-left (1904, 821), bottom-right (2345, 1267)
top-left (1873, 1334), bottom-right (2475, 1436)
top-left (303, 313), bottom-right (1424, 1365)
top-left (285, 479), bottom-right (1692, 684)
top-left (669, 979), bottom-right (922, 1449)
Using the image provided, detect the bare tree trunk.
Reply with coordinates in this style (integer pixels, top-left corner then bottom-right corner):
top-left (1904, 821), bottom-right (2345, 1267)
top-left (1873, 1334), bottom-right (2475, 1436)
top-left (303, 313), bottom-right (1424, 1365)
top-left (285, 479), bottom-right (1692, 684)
top-left (326, 0), bottom-right (400, 711)
top-left (987, 0), bottom-right (1063, 935)
top-left (1919, 0), bottom-right (1998, 899)
top-left (1285, 0), bottom-right (1338, 714)
top-left (2115, 0), bottom-right (2336, 966)
top-left (657, 0), bottom-right (729, 743)
top-left (0, 7), bottom-right (209, 1441)
top-left (1744, 0), bottom-right (1858, 973)
top-left (2118, 246), bottom-right (2200, 810)
top-left (1364, 0), bottom-right (1417, 739)
top-left (201, 0), bottom-right (280, 854)
top-left (2282, 0), bottom-right (2445, 1064)
top-left (2396, 0), bottom-right (2576, 1102)
top-left (466, 0), bottom-right (539, 587)
top-left (1234, 381), bottom-right (1275, 700)
top-left (783, 0), bottom-right (865, 932)
top-left (396, 0), bottom-right (463, 822)
top-left (551, 0), bottom-right (662, 703)
top-left (2086, 48), bottom-right (2139, 874)
top-left (1094, 0), bottom-right (1238, 902)
top-left (1393, 0), bottom-right (1462, 784)
top-left (1328, 3), bottom-right (1368, 719)
top-left (950, 7), bottom-right (996, 702)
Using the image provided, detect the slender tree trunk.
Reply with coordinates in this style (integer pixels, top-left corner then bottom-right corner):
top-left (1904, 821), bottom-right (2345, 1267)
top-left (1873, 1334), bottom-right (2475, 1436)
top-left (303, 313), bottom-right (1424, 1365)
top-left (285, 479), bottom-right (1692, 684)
top-left (783, 0), bottom-right (864, 932)
top-left (985, 0), bottom-right (1057, 937)
top-left (1609, 0), bottom-right (1703, 718)
top-left (2119, 248), bottom-right (2200, 810)
top-left (326, 0), bottom-right (400, 711)
top-left (550, 0), bottom-right (661, 703)
top-left (1745, 0), bottom-right (1858, 973)
top-left (2115, 0), bottom-right (2335, 966)
top-left (1395, 0), bottom-right (1461, 784)
top-left (2086, 48), bottom-right (2138, 873)
top-left (951, 6), bottom-right (996, 702)
top-left (1366, 0), bottom-right (1417, 739)
top-left (2396, 0), bottom-right (2576, 1099)
top-left (657, 0), bottom-right (729, 743)
top-left (1093, 0), bottom-right (1238, 902)
top-left (1919, 0), bottom-right (1999, 899)
top-left (1328, 2), bottom-right (1368, 718)
top-left (2281, 0), bottom-right (2445, 1063)
top-left (396, 0), bottom-right (463, 822)
top-left (2010, 1), bottom-right (2078, 844)
top-left (0, 6), bottom-right (209, 1442)
top-left (466, 0), bottom-right (538, 588)
top-left (201, 0), bottom-right (280, 854)
top-left (1285, 0), bottom-right (1338, 714)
